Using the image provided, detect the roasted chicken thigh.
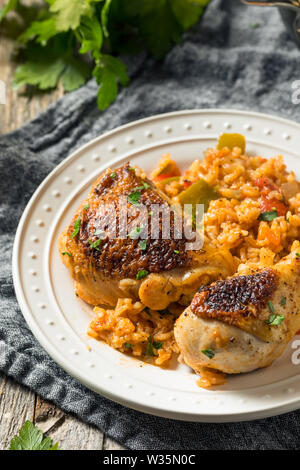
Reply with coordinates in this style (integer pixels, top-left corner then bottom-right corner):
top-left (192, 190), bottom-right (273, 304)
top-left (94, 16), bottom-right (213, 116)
top-left (175, 248), bottom-right (300, 375)
top-left (59, 163), bottom-right (234, 309)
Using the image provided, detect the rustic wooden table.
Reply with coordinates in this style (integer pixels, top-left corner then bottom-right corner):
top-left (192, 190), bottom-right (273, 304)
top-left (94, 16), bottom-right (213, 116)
top-left (0, 4), bottom-right (124, 450)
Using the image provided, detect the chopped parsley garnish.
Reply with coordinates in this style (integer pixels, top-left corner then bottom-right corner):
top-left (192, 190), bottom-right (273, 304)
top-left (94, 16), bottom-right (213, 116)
top-left (265, 314), bottom-right (285, 326)
top-left (124, 342), bottom-right (134, 349)
top-left (70, 215), bottom-right (81, 238)
top-left (174, 250), bottom-right (179, 254)
top-left (201, 349), bottom-right (215, 359)
top-left (128, 226), bottom-right (142, 239)
top-left (258, 210), bottom-right (278, 221)
top-left (296, 253), bottom-right (300, 259)
top-left (149, 211), bottom-right (153, 216)
top-left (139, 240), bottom-right (147, 250)
top-left (136, 269), bottom-right (148, 280)
top-left (127, 190), bottom-right (141, 206)
top-left (267, 300), bottom-right (275, 314)
top-left (88, 239), bottom-right (102, 251)
top-left (145, 335), bottom-right (163, 356)
top-left (281, 297), bottom-right (286, 306)
top-left (110, 172), bottom-right (116, 178)
top-left (84, 204), bottom-right (90, 210)
top-left (61, 252), bottom-right (72, 257)
top-left (136, 181), bottom-right (150, 190)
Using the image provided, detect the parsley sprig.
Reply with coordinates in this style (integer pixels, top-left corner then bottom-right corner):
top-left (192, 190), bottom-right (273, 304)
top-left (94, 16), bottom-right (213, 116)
top-left (145, 335), bottom-right (163, 357)
top-left (0, 0), bottom-right (211, 111)
top-left (88, 238), bottom-right (102, 251)
top-left (70, 215), bottom-right (81, 238)
top-left (9, 421), bottom-right (59, 450)
top-left (258, 210), bottom-right (278, 222)
top-left (201, 349), bottom-right (215, 359)
top-left (265, 300), bottom-right (285, 326)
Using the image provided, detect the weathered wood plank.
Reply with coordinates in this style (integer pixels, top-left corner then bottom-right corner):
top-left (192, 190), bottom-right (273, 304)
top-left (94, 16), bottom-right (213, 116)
top-left (103, 436), bottom-right (126, 450)
top-left (44, 413), bottom-right (105, 450)
top-left (0, 373), bottom-right (35, 450)
top-left (34, 396), bottom-right (105, 450)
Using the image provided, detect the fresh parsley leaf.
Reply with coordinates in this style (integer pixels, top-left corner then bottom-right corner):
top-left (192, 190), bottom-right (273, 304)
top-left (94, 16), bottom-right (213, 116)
top-left (171, 0), bottom-right (209, 31)
top-left (110, 171), bottom-right (116, 178)
top-left (13, 56), bottom-right (66, 90)
top-left (258, 210), bottom-right (278, 222)
top-left (93, 55), bottom-right (129, 110)
top-left (70, 215), bottom-right (81, 238)
top-left (61, 57), bottom-right (91, 92)
top-left (50, 0), bottom-right (92, 32)
top-left (281, 297), bottom-right (286, 306)
top-left (201, 349), bottom-right (215, 359)
top-left (18, 18), bottom-right (57, 45)
top-left (265, 314), bottom-right (285, 326)
top-left (296, 253), bottom-right (300, 259)
top-left (153, 340), bottom-right (163, 350)
top-left (93, 66), bottom-right (117, 110)
top-left (88, 238), bottom-right (102, 251)
top-left (145, 335), bottom-right (155, 357)
top-left (9, 421), bottom-right (59, 450)
top-left (84, 204), bottom-right (90, 210)
top-left (124, 342), bottom-right (134, 348)
top-left (76, 14), bottom-right (102, 61)
top-left (139, 240), bottom-right (147, 250)
top-left (267, 300), bottom-right (275, 314)
top-left (13, 37), bottom-right (90, 92)
top-left (61, 251), bottom-right (72, 257)
top-left (138, 3), bottom-right (182, 59)
top-left (127, 190), bottom-right (141, 206)
top-left (101, 0), bottom-right (113, 37)
top-left (136, 269), bottom-right (148, 280)
top-left (174, 249), bottom-right (179, 254)
top-left (145, 335), bottom-right (162, 356)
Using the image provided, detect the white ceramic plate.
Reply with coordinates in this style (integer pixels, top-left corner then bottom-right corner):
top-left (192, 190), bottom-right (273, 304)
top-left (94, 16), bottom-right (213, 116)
top-left (13, 109), bottom-right (300, 422)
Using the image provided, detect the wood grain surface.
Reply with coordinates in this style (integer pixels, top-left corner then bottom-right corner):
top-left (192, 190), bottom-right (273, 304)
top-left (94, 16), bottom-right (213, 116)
top-left (0, 1), bottom-right (124, 450)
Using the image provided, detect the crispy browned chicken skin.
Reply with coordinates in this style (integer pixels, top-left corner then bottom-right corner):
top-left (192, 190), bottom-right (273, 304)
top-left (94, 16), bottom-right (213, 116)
top-left (59, 163), bottom-right (234, 308)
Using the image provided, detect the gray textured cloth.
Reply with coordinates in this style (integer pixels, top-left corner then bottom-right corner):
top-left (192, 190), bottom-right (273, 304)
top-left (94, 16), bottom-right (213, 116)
top-left (2, 0), bottom-right (300, 450)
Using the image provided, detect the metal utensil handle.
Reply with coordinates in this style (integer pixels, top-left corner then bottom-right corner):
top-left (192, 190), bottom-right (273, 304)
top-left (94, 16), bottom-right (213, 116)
top-left (242, 0), bottom-right (300, 11)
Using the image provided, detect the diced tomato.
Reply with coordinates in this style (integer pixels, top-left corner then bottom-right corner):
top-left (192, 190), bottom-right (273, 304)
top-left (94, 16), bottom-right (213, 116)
top-left (255, 177), bottom-right (288, 217)
top-left (153, 173), bottom-right (176, 182)
top-left (254, 177), bottom-right (277, 192)
top-left (260, 197), bottom-right (288, 217)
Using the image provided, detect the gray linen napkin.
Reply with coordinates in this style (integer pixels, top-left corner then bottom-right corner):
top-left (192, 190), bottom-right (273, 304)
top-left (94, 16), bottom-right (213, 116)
top-left (2, 0), bottom-right (300, 450)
